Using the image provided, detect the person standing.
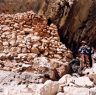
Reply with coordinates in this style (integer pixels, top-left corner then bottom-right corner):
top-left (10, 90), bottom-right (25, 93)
top-left (78, 41), bottom-right (94, 69)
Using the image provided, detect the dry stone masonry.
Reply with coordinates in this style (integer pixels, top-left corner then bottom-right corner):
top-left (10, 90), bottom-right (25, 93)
top-left (0, 11), bottom-right (72, 63)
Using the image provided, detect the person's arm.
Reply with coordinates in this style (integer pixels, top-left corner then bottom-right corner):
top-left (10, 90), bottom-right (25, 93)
top-left (78, 46), bottom-right (83, 53)
top-left (78, 47), bottom-right (82, 53)
top-left (91, 47), bottom-right (94, 54)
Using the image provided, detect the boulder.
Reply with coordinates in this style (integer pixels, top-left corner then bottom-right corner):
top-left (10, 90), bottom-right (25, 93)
top-left (89, 74), bottom-right (96, 85)
top-left (56, 92), bottom-right (64, 95)
top-left (49, 59), bottom-right (60, 69)
top-left (33, 57), bottom-right (50, 68)
top-left (74, 76), bottom-right (94, 87)
top-left (35, 80), bottom-right (59, 95)
top-left (58, 74), bottom-right (72, 84)
top-left (90, 87), bottom-right (96, 95)
top-left (63, 87), bottom-right (89, 95)
top-left (45, 69), bottom-right (60, 81)
top-left (92, 63), bottom-right (96, 74)
top-left (56, 64), bottom-right (69, 77)
top-left (82, 63), bottom-right (96, 76)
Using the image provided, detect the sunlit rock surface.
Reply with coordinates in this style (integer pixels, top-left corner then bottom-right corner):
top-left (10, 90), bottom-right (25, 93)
top-left (0, 0), bottom-right (96, 50)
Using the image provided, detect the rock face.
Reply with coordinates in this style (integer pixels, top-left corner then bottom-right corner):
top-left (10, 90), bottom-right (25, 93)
top-left (0, 0), bottom-right (96, 52)
top-left (59, 0), bottom-right (96, 51)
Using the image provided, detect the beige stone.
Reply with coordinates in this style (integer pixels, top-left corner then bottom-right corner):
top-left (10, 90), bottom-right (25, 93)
top-left (28, 53), bottom-right (37, 59)
top-left (74, 76), bottom-right (94, 87)
top-left (89, 74), bottom-right (96, 85)
top-left (35, 80), bottom-right (59, 95)
top-left (22, 47), bottom-right (27, 53)
top-left (63, 87), bottom-right (89, 95)
top-left (1, 34), bottom-right (6, 38)
top-left (16, 47), bottom-right (22, 53)
top-left (9, 40), bottom-right (16, 46)
top-left (19, 43), bottom-right (26, 48)
top-left (0, 53), bottom-right (6, 60)
top-left (19, 31), bottom-right (25, 35)
top-left (58, 74), bottom-right (72, 84)
top-left (54, 54), bottom-right (62, 59)
top-left (47, 69), bottom-right (59, 80)
top-left (13, 23), bottom-right (19, 29)
top-left (3, 48), bottom-right (9, 53)
top-left (3, 41), bottom-right (9, 46)
top-left (12, 32), bottom-right (17, 39)
top-left (10, 47), bottom-right (17, 52)
top-left (2, 26), bottom-right (10, 31)
top-left (0, 42), bottom-right (3, 51)
top-left (57, 65), bottom-right (69, 77)
top-left (57, 92), bottom-right (64, 95)
top-left (31, 47), bottom-right (40, 54)
top-left (24, 28), bottom-right (33, 33)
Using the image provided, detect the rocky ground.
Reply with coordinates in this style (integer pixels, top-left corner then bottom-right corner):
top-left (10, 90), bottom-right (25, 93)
top-left (0, 65), bottom-right (96, 95)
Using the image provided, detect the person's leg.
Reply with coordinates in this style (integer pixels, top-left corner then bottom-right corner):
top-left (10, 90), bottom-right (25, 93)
top-left (85, 55), bottom-right (90, 68)
top-left (80, 54), bottom-right (85, 69)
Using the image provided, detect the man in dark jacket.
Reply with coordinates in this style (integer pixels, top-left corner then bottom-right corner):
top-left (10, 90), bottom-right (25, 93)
top-left (78, 41), bottom-right (94, 69)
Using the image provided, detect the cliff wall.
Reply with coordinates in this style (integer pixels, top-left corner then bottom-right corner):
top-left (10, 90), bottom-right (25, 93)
top-left (0, 0), bottom-right (96, 51)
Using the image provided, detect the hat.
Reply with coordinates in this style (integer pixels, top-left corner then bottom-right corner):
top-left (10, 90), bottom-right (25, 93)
top-left (81, 40), bottom-right (87, 44)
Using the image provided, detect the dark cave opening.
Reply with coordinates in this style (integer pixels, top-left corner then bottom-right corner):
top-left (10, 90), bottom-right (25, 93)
top-left (58, 30), bottom-right (79, 58)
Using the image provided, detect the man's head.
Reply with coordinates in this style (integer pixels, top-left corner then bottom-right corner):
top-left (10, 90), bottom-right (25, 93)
top-left (81, 40), bottom-right (87, 45)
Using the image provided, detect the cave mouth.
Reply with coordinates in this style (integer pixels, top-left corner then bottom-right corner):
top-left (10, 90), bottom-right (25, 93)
top-left (59, 32), bottom-right (96, 59)
top-left (63, 39), bottom-right (80, 58)
top-left (58, 24), bottom-right (96, 59)
top-left (58, 31), bottom-right (79, 58)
